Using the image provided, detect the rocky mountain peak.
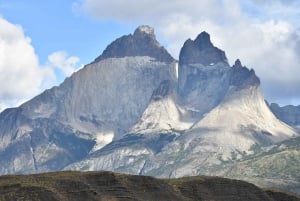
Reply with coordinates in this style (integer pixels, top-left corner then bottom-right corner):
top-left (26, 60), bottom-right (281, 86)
top-left (134, 25), bottom-right (155, 37)
top-left (179, 31), bottom-right (228, 66)
top-left (194, 31), bottom-right (213, 49)
top-left (230, 59), bottom-right (260, 88)
top-left (233, 59), bottom-right (243, 68)
top-left (93, 25), bottom-right (174, 63)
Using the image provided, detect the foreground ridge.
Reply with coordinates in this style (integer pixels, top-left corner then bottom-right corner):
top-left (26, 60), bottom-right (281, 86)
top-left (0, 171), bottom-right (299, 201)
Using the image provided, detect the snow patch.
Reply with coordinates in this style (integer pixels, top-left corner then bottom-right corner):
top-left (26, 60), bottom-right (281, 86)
top-left (136, 25), bottom-right (154, 35)
top-left (91, 132), bottom-right (114, 152)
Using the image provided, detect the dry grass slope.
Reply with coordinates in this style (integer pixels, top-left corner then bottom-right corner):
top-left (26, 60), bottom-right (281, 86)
top-left (0, 171), bottom-right (299, 201)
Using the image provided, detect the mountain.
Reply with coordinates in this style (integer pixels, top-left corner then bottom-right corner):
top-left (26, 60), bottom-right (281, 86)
top-left (1, 171), bottom-right (299, 201)
top-left (269, 103), bottom-right (300, 129)
top-left (178, 31), bottom-right (230, 116)
top-left (66, 30), bottom-right (296, 169)
top-left (94, 25), bottom-right (174, 63)
top-left (0, 25), bottom-right (299, 194)
top-left (66, 29), bottom-right (298, 194)
top-left (0, 25), bottom-right (176, 174)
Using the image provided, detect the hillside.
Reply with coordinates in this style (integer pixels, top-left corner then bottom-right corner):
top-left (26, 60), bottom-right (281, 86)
top-left (269, 103), bottom-right (300, 129)
top-left (0, 171), bottom-right (299, 201)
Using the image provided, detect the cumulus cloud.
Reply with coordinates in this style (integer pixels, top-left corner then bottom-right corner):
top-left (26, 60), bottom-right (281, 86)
top-left (0, 17), bottom-right (55, 109)
top-left (74, 0), bottom-right (300, 105)
top-left (47, 51), bottom-right (82, 77)
top-left (0, 17), bottom-right (81, 110)
top-left (73, 0), bottom-right (223, 23)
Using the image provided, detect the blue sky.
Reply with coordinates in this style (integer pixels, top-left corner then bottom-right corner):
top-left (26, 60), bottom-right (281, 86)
top-left (0, 0), bottom-right (300, 109)
top-left (0, 0), bottom-right (135, 70)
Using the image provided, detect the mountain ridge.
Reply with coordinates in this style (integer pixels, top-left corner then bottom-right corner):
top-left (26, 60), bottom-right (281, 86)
top-left (0, 26), bottom-right (177, 174)
top-left (94, 25), bottom-right (174, 63)
top-left (1, 171), bottom-right (299, 201)
top-left (0, 25), bottom-right (299, 194)
top-left (66, 27), bottom-right (297, 188)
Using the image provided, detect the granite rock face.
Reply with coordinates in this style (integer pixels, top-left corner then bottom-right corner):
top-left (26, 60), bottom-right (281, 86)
top-left (229, 59), bottom-right (260, 89)
top-left (0, 26), bottom-right (176, 174)
top-left (177, 32), bottom-right (231, 116)
top-left (179, 31), bottom-right (228, 66)
top-left (94, 25), bottom-right (174, 63)
top-left (0, 108), bottom-right (95, 174)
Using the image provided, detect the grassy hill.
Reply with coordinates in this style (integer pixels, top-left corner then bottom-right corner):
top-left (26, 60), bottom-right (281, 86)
top-left (0, 171), bottom-right (299, 201)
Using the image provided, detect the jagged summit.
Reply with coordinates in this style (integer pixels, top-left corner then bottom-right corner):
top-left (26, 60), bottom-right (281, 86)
top-left (230, 59), bottom-right (260, 88)
top-left (179, 31), bottom-right (228, 66)
top-left (233, 59), bottom-right (243, 68)
top-left (194, 31), bottom-right (213, 49)
top-left (94, 25), bottom-right (174, 63)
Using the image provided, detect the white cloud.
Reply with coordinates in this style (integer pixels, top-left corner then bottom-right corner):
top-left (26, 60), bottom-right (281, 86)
top-left (74, 0), bottom-right (223, 23)
top-left (47, 51), bottom-right (82, 77)
top-left (0, 17), bottom-right (55, 109)
top-left (75, 0), bottom-right (300, 105)
top-left (0, 17), bottom-right (82, 110)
